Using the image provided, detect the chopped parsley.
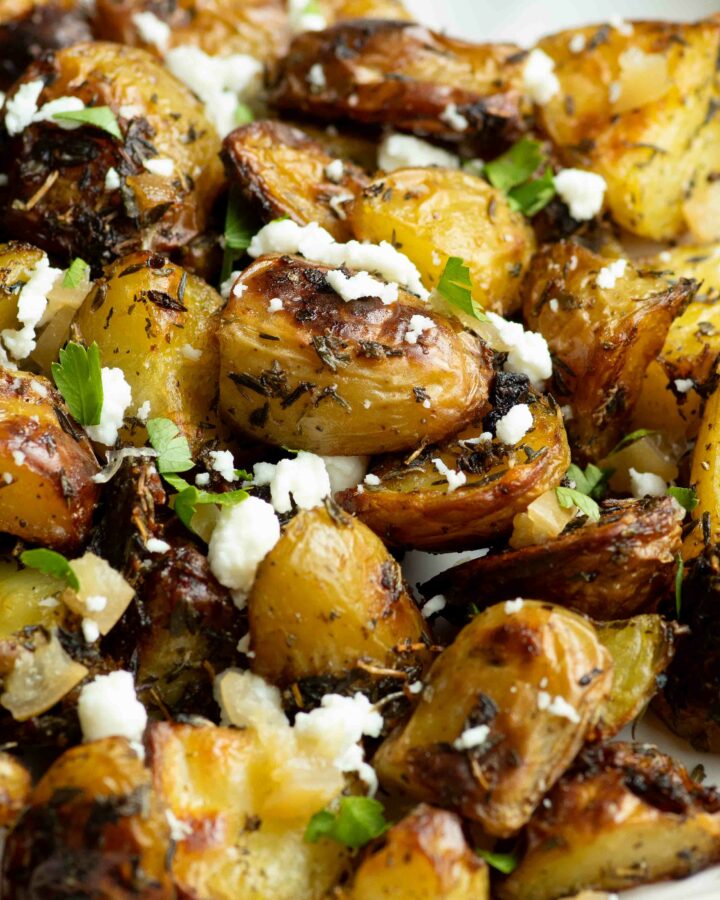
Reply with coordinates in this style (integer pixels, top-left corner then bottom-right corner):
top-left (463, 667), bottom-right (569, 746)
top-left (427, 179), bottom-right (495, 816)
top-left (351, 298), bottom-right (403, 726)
top-left (566, 462), bottom-right (613, 501)
top-left (667, 486), bottom-right (698, 512)
top-left (555, 485), bottom-right (601, 522)
top-left (221, 185), bottom-right (256, 282)
top-left (476, 849), bottom-right (518, 875)
top-left (483, 138), bottom-right (556, 217)
top-left (437, 257), bottom-right (488, 322)
top-left (146, 418), bottom-right (193, 474)
top-left (52, 106), bottom-right (122, 140)
top-left (163, 473), bottom-right (248, 532)
top-left (62, 257), bottom-right (90, 289)
top-left (304, 797), bottom-right (389, 850)
top-left (20, 548), bottom-right (79, 591)
top-left (234, 102), bottom-right (254, 126)
top-left (51, 341), bottom-right (103, 426)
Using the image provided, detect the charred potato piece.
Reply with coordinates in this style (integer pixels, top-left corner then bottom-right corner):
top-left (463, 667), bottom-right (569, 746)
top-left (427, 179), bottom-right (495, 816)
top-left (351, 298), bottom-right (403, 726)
top-left (0, 368), bottom-right (99, 550)
top-left (349, 168), bottom-right (535, 316)
top-left (1, 737), bottom-right (172, 897)
top-left (344, 804), bottom-right (490, 899)
top-left (219, 255), bottom-right (492, 455)
top-left (74, 250), bottom-right (225, 451)
top-left (223, 121), bottom-right (369, 242)
top-left (0, 0), bottom-right (91, 91)
top-left (273, 20), bottom-right (526, 149)
top-left (92, 0), bottom-right (288, 63)
top-left (374, 601), bottom-right (612, 837)
top-left (499, 742), bottom-right (720, 900)
top-left (1, 42), bottom-right (224, 268)
top-left (0, 752), bottom-right (30, 830)
top-left (249, 506), bottom-right (429, 690)
top-left (523, 241), bottom-right (694, 459)
top-left (537, 19), bottom-right (720, 240)
top-left (340, 392), bottom-right (569, 551)
top-left (424, 498), bottom-right (682, 618)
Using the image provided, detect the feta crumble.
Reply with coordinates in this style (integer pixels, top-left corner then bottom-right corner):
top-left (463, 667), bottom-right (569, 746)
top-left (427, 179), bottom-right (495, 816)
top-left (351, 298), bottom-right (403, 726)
top-left (136, 400), bottom-right (151, 422)
top-left (78, 670), bottom-right (148, 743)
top-left (364, 473), bottom-right (381, 486)
top-left (537, 691), bottom-right (581, 723)
top-left (34, 95), bottom-right (85, 128)
top-left (208, 449), bottom-right (237, 483)
top-left (146, 538), bottom-right (171, 554)
top-left (81, 618), bottom-right (100, 643)
top-left (608, 80), bottom-right (622, 104)
top-left (321, 455), bottom-right (369, 493)
top-left (1, 254), bottom-right (63, 360)
top-left (522, 49), bottom-right (560, 105)
top-left (495, 403), bottom-right (533, 445)
top-left (432, 458), bottom-right (467, 492)
top-left (609, 14), bottom-right (634, 36)
top-left (268, 298), bottom-right (284, 312)
top-left (4, 79), bottom-right (44, 135)
top-left (85, 367), bottom-right (133, 446)
top-left (325, 159), bottom-right (345, 182)
top-left (11, 450), bottom-right (25, 467)
top-left (629, 468), bottom-right (668, 499)
top-left (485, 312), bottom-right (552, 389)
top-left (143, 157), bottom-right (174, 177)
top-left (195, 472), bottom-right (210, 487)
top-left (252, 451), bottom-right (331, 513)
top-left (674, 378), bottom-right (694, 394)
top-left (548, 298), bottom-right (560, 313)
top-left (554, 169), bottom-right (607, 221)
top-left (440, 102), bottom-right (469, 132)
top-left (407, 681), bottom-right (424, 694)
top-left (505, 598), bottom-right (525, 614)
top-left (326, 269), bottom-right (399, 305)
top-left (220, 270), bottom-right (243, 299)
top-left (132, 11), bottom-right (171, 53)
top-left (569, 33), bottom-right (587, 53)
top-left (307, 63), bottom-right (327, 90)
top-left (378, 132), bottom-right (460, 172)
top-left (597, 258), bottom-right (628, 290)
top-left (207, 496), bottom-right (280, 596)
top-left (85, 595), bottom-right (107, 613)
top-left (404, 314), bottom-right (436, 345)
top-left (181, 343), bottom-right (202, 361)
top-left (422, 594), bottom-right (447, 617)
top-left (452, 724), bottom-right (490, 751)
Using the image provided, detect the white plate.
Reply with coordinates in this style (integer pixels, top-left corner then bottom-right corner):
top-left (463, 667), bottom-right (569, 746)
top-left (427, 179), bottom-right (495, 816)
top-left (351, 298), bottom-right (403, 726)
top-left (399, 3), bottom-right (720, 895)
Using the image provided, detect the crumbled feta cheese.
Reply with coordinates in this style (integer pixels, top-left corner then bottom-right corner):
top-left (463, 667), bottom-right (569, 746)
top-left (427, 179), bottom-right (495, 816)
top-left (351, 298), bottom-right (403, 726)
top-left (422, 398), bottom-right (431, 409)
top-left (554, 169), bottom-right (607, 221)
top-left (328, 191), bottom-right (354, 220)
top-left (404, 314), bottom-right (436, 345)
top-left (4, 79), bottom-right (44, 135)
top-left (1, 254), bottom-right (62, 360)
top-left (85, 595), bottom-right (107, 613)
top-left (1, 472), bottom-right (13, 484)
top-left (674, 378), bottom-right (694, 394)
top-left (288, 0), bottom-right (327, 34)
top-left (33, 95), bottom-right (85, 128)
top-left (378, 132), bottom-right (460, 172)
top-left (452, 724), bottom-right (490, 751)
top-left (609, 14), bottom-right (633, 36)
top-left (432, 458), bottom-right (466, 492)
top-left (85, 367), bottom-right (133, 445)
top-left (268, 298), bottom-right (284, 312)
top-left (102, 166), bottom-right (120, 192)
top-left (569, 33), bottom-right (586, 53)
top-left (208, 449), bottom-right (237, 482)
top-left (485, 312), bottom-right (552, 389)
top-left (132, 11), bottom-right (170, 52)
top-left (495, 403), bottom-right (533, 445)
top-left (325, 159), bottom-right (345, 182)
top-left (321, 455), bottom-right (369, 493)
top-left (180, 343), bottom-right (202, 362)
top-left (629, 468), bottom-right (668, 499)
top-left (207, 496), bottom-right (280, 596)
top-left (81, 618), bottom-right (100, 643)
top-left (460, 433), bottom-right (493, 446)
top-left (364, 473), bottom-right (381, 486)
top-left (326, 269), bottom-right (399, 305)
top-left (363, 399), bottom-right (372, 409)
top-left (505, 598), bottom-right (524, 614)
top-left (307, 63), bottom-right (327, 90)
top-left (195, 472), bottom-right (210, 487)
top-left (658, 250), bottom-right (672, 263)
top-left (608, 80), bottom-right (622, 104)
top-left (220, 270), bottom-right (242, 299)
top-left (537, 691), bottom-right (581, 723)
top-left (143, 157), bottom-right (174, 177)
top-left (78, 670), bottom-right (147, 743)
top-left (166, 810), bottom-right (193, 842)
top-left (252, 451), bottom-right (331, 513)
top-left (38, 596), bottom-right (59, 608)
top-left (422, 594), bottom-right (447, 618)
top-left (597, 258), bottom-right (628, 289)
top-left (548, 298), bottom-right (560, 313)
top-left (135, 400), bottom-right (151, 423)
top-left (522, 49), bottom-right (560, 105)
top-left (440, 102), bottom-right (469, 132)
top-left (407, 680), bottom-right (424, 694)
top-left (11, 450), bottom-right (25, 467)
top-left (146, 538), bottom-right (171, 554)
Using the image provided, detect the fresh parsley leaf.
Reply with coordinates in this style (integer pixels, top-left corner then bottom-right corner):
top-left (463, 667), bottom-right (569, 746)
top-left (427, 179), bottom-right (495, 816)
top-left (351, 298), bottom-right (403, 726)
top-left (234, 468), bottom-right (252, 481)
top-left (484, 138), bottom-right (555, 217)
top-left (507, 167), bottom-right (556, 216)
top-left (163, 473), bottom-right (248, 531)
top-left (667, 486), bottom-right (699, 512)
top-left (304, 797), bottom-right (389, 849)
top-left (52, 106), bottom-right (122, 139)
top-left (20, 548), bottom-right (79, 591)
top-left (556, 486), bottom-right (601, 522)
top-left (675, 553), bottom-right (684, 617)
top-left (51, 341), bottom-right (103, 426)
top-left (566, 462), bottom-right (613, 501)
top-left (146, 418), bottom-right (193, 474)
top-left (234, 102), bottom-right (254, 125)
top-left (221, 186), bottom-right (257, 282)
top-left (62, 257), bottom-right (90, 289)
top-left (476, 849), bottom-right (518, 875)
top-left (609, 428), bottom-right (659, 456)
top-left (437, 257), bottom-right (488, 322)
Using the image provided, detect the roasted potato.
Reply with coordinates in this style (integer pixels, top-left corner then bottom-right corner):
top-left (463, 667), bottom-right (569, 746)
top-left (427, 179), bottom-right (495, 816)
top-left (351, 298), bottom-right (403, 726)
top-left (683, 383), bottom-right (720, 558)
top-left (74, 250), bottom-right (225, 451)
top-left (0, 752), bottom-right (30, 829)
top-left (1, 41), bottom-right (224, 268)
top-left (424, 498), bottom-right (683, 618)
top-left (523, 241), bottom-right (695, 459)
top-left (1, 737), bottom-right (172, 897)
top-left (223, 121), bottom-right (369, 242)
top-left (343, 804), bottom-right (490, 899)
top-left (339, 391), bottom-right (569, 551)
top-left (219, 255), bottom-right (493, 455)
top-left (272, 20), bottom-right (526, 149)
top-left (349, 167), bottom-right (536, 316)
top-left (0, 557), bottom-right (66, 638)
top-left (249, 506), bottom-right (429, 690)
top-left (537, 18), bottom-right (720, 240)
top-left (0, 368), bottom-right (99, 550)
top-left (499, 742), bottom-right (720, 900)
top-left (374, 601), bottom-right (613, 837)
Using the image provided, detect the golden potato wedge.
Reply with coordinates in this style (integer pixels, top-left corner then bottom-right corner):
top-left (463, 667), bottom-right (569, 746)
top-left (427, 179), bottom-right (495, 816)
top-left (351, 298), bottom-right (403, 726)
top-left (0, 368), bottom-right (99, 550)
top-left (1, 737), bottom-right (172, 897)
top-left (219, 255), bottom-right (493, 455)
top-left (343, 804), bottom-right (490, 900)
top-left (74, 250), bottom-right (224, 451)
top-left (349, 168), bottom-right (535, 316)
top-left (0, 752), bottom-right (30, 829)
top-left (273, 20), bottom-right (526, 148)
top-left (374, 601), bottom-right (612, 837)
top-left (684, 384), bottom-right (720, 559)
top-left (523, 241), bottom-right (694, 459)
top-left (339, 392), bottom-right (569, 551)
top-left (323, 0), bottom-right (411, 21)
top-left (2, 42), bottom-right (224, 268)
top-left (0, 557), bottom-right (66, 639)
top-left (424, 498), bottom-right (682, 619)
top-left (537, 19), bottom-right (720, 240)
top-left (223, 121), bottom-right (369, 242)
top-left (499, 742), bottom-right (720, 900)
top-left (249, 506), bottom-right (429, 690)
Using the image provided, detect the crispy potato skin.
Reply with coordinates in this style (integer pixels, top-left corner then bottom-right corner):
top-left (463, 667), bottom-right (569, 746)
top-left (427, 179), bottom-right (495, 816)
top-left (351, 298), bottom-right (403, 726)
top-left (343, 804), bottom-right (490, 899)
top-left (537, 19), bottom-right (720, 240)
top-left (219, 255), bottom-right (493, 455)
top-left (249, 506), bottom-right (429, 688)
top-left (1, 42), bottom-right (224, 268)
top-left (75, 250), bottom-right (225, 451)
top-left (684, 384), bottom-right (720, 559)
top-left (340, 394), bottom-right (569, 551)
top-left (272, 20), bottom-right (526, 149)
top-left (0, 368), bottom-right (99, 551)
top-left (349, 168), bottom-right (535, 316)
top-left (1, 737), bottom-right (172, 898)
top-left (374, 601), bottom-right (612, 837)
top-left (523, 242), bottom-right (694, 459)
top-left (424, 498), bottom-right (682, 617)
top-left (92, 0), bottom-right (288, 62)
top-left (223, 121), bottom-right (369, 241)
top-left (0, 752), bottom-right (30, 829)
top-left (499, 742), bottom-right (720, 900)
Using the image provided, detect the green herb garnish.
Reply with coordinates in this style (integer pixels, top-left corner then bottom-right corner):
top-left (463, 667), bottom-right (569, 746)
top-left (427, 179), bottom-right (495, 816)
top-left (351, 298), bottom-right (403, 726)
top-left (51, 341), bottom-right (103, 426)
top-left (667, 486), bottom-right (698, 512)
top-left (437, 257), bottom-right (488, 322)
top-left (484, 138), bottom-right (555, 217)
top-left (555, 486), bottom-right (601, 522)
top-left (304, 797), bottom-right (389, 850)
top-left (609, 428), bottom-right (659, 456)
top-left (507, 167), bottom-right (556, 216)
top-left (62, 257), bottom-right (90, 289)
top-left (476, 849), bottom-right (518, 875)
top-left (20, 548), bottom-right (79, 591)
top-left (163, 473), bottom-right (248, 531)
top-left (146, 418), bottom-right (193, 474)
top-left (566, 462), bottom-right (613, 501)
top-left (234, 102), bottom-right (254, 126)
top-left (52, 106), bottom-right (122, 140)
top-left (221, 186), bottom-right (257, 282)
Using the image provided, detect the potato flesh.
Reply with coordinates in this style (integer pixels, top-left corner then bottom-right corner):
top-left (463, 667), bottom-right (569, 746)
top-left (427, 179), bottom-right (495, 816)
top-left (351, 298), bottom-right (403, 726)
top-left (684, 384), bottom-right (720, 559)
top-left (0, 751), bottom-right (30, 829)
